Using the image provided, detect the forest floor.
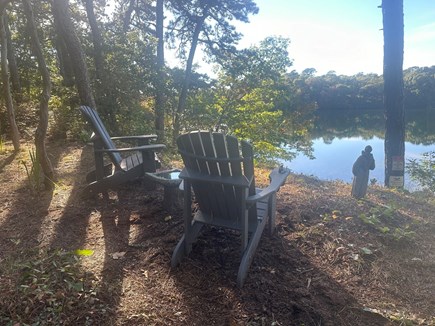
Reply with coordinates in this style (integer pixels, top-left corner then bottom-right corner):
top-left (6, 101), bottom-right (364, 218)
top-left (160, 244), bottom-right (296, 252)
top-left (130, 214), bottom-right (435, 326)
top-left (0, 139), bottom-right (434, 326)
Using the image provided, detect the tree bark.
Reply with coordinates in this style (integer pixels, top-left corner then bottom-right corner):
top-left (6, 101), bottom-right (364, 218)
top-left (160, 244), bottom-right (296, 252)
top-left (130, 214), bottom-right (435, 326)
top-left (51, 0), bottom-right (96, 108)
top-left (173, 14), bottom-right (206, 144)
top-left (123, 0), bottom-right (135, 32)
top-left (23, 0), bottom-right (54, 187)
top-left (0, 0), bottom-right (12, 13)
top-left (4, 13), bottom-right (21, 101)
top-left (52, 4), bottom-right (75, 87)
top-left (83, 0), bottom-right (104, 80)
top-left (382, 0), bottom-right (405, 188)
top-left (155, 0), bottom-right (165, 141)
top-left (0, 10), bottom-right (20, 151)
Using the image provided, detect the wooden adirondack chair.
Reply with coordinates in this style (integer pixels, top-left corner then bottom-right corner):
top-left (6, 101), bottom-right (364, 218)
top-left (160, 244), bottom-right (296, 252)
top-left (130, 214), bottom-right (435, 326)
top-left (171, 131), bottom-right (290, 287)
top-left (79, 105), bottom-right (165, 195)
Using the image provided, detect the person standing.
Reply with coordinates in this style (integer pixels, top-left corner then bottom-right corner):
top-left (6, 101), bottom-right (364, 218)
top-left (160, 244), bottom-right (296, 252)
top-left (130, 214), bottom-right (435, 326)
top-left (351, 145), bottom-right (375, 199)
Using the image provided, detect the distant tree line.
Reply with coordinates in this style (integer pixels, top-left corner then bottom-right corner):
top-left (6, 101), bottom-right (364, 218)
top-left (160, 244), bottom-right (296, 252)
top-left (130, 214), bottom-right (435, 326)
top-left (287, 66), bottom-right (435, 111)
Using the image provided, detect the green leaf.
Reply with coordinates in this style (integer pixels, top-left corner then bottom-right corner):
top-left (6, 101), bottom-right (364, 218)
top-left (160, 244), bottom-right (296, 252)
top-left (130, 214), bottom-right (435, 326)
top-left (360, 247), bottom-right (373, 255)
top-left (74, 249), bottom-right (94, 256)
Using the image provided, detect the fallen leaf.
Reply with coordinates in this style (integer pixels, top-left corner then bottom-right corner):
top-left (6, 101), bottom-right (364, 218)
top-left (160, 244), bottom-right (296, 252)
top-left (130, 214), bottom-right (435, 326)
top-left (112, 252), bottom-right (126, 260)
top-left (361, 247), bottom-right (373, 255)
top-left (74, 249), bottom-right (94, 256)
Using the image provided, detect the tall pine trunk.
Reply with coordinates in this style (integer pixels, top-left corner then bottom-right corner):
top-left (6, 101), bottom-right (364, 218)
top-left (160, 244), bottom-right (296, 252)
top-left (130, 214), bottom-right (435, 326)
top-left (382, 0), bottom-right (405, 188)
top-left (155, 0), bottom-right (165, 141)
top-left (52, 0), bottom-right (96, 108)
top-left (23, 0), bottom-right (54, 187)
top-left (52, 6), bottom-right (75, 87)
top-left (4, 13), bottom-right (21, 101)
top-left (84, 0), bottom-right (104, 81)
top-left (0, 10), bottom-right (20, 151)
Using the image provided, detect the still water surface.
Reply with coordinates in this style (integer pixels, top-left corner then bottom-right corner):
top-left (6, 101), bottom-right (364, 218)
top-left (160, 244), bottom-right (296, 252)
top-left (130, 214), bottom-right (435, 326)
top-left (285, 110), bottom-right (435, 190)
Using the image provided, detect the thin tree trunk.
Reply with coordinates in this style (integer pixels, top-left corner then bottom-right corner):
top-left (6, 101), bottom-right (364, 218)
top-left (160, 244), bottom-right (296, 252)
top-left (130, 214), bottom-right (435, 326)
top-left (0, 0), bottom-right (12, 13)
top-left (382, 0), bottom-right (405, 188)
top-left (52, 0), bottom-right (96, 108)
top-left (83, 0), bottom-right (104, 80)
top-left (4, 13), bottom-right (21, 101)
top-left (173, 15), bottom-right (205, 144)
top-left (0, 11), bottom-right (20, 151)
top-left (155, 0), bottom-right (165, 141)
top-left (23, 0), bottom-right (54, 187)
top-left (123, 0), bottom-right (135, 32)
top-left (52, 5), bottom-right (75, 87)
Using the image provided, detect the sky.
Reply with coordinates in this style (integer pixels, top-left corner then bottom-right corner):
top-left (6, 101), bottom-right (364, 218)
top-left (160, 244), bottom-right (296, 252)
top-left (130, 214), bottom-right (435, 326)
top-left (197, 0), bottom-right (435, 76)
top-left (104, 0), bottom-right (435, 76)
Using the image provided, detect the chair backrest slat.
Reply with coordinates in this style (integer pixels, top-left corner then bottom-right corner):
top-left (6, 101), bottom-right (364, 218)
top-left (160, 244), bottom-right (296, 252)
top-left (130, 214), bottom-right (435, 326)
top-left (212, 133), bottom-right (239, 219)
top-left (79, 106), bottom-right (123, 167)
top-left (178, 131), bottom-right (256, 222)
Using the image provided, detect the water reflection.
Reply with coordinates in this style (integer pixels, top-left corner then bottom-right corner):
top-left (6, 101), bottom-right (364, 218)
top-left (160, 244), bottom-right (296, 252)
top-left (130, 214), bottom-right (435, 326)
top-left (286, 109), bottom-right (435, 189)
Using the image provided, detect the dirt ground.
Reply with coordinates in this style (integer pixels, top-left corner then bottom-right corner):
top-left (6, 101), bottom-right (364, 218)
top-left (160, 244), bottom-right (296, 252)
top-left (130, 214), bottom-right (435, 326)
top-left (0, 140), bottom-right (434, 325)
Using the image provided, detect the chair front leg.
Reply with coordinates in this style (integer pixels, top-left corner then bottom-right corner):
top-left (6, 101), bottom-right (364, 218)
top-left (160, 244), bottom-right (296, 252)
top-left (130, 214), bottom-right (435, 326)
top-left (268, 193), bottom-right (277, 236)
top-left (141, 150), bottom-right (156, 173)
top-left (241, 188), bottom-right (249, 253)
top-left (138, 139), bottom-right (156, 173)
top-left (93, 138), bottom-right (105, 181)
top-left (183, 180), bottom-right (194, 254)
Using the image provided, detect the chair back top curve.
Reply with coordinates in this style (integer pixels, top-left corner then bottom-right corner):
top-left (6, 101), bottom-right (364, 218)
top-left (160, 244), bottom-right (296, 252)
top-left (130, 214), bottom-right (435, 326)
top-left (177, 131), bottom-right (257, 223)
top-left (79, 106), bottom-right (123, 167)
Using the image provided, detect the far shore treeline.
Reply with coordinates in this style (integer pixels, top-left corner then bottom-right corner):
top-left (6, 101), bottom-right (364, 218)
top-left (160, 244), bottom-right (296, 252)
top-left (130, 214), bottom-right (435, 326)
top-left (292, 66), bottom-right (435, 111)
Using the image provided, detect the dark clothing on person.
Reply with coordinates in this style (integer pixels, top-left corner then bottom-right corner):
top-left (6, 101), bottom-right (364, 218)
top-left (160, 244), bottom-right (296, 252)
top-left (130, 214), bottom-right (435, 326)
top-left (351, 147), bottom-right (375, 199)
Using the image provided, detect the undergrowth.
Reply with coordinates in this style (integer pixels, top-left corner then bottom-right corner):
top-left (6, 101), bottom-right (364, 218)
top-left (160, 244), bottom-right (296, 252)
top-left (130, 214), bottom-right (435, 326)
top-left (0, 248), bottom-right (110, 325)
top-left (358, 204), bottom-right (416, 241)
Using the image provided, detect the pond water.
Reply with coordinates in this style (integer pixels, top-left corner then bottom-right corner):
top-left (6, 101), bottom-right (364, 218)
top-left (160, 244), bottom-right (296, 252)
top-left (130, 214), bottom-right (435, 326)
top-left (284, 110), bottom-right (435, 190)
top-left (288, 136), bottom-right (435, 189)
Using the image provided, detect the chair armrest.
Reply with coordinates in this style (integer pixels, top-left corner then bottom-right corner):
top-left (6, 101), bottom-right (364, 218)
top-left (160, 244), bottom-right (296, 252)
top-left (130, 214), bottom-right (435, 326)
top-left (110, 135), bottom-right (157, 142)
top-left (179, 168), bottom-right (253, 187)
top-left (246, 167), bottom-right (290, 204)
top-left (95, 144), bottom-right (165, 153)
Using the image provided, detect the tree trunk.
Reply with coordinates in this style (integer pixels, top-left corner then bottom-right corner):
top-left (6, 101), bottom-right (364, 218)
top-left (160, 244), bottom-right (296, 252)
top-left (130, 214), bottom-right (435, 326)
top-left (4, 13), bottom-right (21, 101)
top-left (123, 0), bottom-right (135, 32)
top-left (173, 14), bottom-right (205, 144)
top-left (382, 0), bottom-right (405, 188)
top-left (52, 4), bottom-right (75, 87)
top-left (0, 11), bottom-right (20, 151)
top-left (23, 0), bottom-right (54, 187)
top-left (83, 0), bottom-right (104, 80)
top-left (51, 0), bottom-right (96, 108)
top-left (155, 0), bottom-right (165, 141)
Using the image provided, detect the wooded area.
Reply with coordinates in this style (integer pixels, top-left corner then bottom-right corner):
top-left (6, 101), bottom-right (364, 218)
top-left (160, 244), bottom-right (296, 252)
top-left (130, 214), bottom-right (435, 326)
top-left (0, 0), bottom-right (433, 184)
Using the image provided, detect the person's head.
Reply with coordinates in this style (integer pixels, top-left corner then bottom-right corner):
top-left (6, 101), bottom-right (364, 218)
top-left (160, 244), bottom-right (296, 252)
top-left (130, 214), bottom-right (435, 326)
top-left (364, 145), bottom-right (372, 153)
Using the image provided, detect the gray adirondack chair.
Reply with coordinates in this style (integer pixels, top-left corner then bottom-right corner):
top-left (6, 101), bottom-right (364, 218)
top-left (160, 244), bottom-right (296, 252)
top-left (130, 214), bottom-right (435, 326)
top-left (79, 105), bottom-right (165, 195)
top-left (171, 131), bottom-right (290, 287)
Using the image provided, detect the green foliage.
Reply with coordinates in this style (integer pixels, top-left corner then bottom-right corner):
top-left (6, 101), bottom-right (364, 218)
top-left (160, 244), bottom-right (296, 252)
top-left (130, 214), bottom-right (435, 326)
top-left (358, 205), bottom-right (415, 240)
top-left (0, 134), bottom-right (4, 154)
top-left (0, 249), bottom-right (108, 325)
top-left (166, 0), bottom-right (259, 60)
top-left (180, 36), bottom-right (315, 163)
top-left (406, 151), bottom-right (435, 193)
top-left (21, 148), bottom-right (43, 192)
